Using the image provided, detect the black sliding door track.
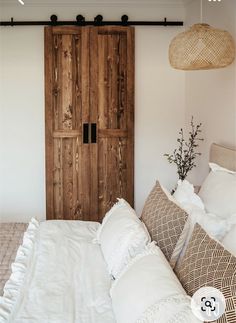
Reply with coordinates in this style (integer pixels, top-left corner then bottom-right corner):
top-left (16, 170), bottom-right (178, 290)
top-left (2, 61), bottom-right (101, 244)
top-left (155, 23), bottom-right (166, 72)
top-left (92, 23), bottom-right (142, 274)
top-left (0, 15), bottom-right (184, 27)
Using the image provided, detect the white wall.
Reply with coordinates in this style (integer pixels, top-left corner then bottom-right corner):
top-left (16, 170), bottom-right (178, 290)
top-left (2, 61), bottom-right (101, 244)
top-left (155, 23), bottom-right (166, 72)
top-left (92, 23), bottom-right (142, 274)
top-left (185, 0), bottom-right (236, 185)
top-left (0, 27), bottom-right (45, 222)
top-left (0, 2), bottom-right (185, 221)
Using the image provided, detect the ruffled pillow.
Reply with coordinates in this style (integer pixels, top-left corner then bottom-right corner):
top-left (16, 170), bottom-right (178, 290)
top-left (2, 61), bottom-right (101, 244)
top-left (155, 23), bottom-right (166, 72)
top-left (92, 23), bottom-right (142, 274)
top-left (173, 179), bottom-right (204, 210)
top-left (111, 243), bottom-right (199, 323)
top-left (97, 199), bottom-right (150, 278)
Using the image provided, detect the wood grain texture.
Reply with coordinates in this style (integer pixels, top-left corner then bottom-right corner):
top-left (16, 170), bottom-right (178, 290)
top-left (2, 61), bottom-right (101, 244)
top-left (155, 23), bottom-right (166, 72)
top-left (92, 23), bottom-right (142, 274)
top-left (79, 28), bottom-right (91, 220)
top-left (91, 26), bottom-right (135, 221)
top-left (45, 27), bottom-right (90, 220)
top-left (45, 27), bottom-right (54, 218)
top-left (45, 26), bottom-right (134, 221)
top-left (126, 27), bottom-right (135, 205)
top-left (89, 27), bottom-right (99, 220)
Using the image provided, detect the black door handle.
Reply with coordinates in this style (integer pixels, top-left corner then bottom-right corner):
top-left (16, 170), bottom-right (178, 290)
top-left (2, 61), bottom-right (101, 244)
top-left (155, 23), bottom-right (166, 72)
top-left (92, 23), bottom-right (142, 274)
top-left (91, 123), bottom-right (97, 143)
top-left (83, 123), bottom-right (89, 144)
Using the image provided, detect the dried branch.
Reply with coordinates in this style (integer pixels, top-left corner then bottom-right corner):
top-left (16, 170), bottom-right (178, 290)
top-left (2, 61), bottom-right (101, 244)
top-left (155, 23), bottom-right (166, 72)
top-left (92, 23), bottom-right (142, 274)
top-left (164, 117), bottom-right (203, 180)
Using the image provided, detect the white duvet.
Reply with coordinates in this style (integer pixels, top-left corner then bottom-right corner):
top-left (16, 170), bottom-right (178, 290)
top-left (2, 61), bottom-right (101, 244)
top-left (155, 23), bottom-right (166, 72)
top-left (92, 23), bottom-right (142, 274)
top-left (0, 220), bottom-right (115, 323)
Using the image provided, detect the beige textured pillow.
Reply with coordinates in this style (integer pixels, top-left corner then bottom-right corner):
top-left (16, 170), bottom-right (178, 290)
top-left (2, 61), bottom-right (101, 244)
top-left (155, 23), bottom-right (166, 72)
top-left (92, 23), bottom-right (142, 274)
top-left (141, 181), bottom-right (189, 267)
top-left (175, 223), bottom-right (236, 323)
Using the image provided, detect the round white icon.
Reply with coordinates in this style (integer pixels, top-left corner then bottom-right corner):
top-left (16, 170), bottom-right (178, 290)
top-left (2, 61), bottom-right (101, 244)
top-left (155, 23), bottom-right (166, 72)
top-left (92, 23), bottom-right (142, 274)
top-left (191, 287), bottom-right (226, 322)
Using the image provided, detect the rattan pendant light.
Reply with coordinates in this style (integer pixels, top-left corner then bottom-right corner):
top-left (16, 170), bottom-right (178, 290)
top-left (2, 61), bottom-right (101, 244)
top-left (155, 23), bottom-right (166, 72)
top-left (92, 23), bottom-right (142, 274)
top-left (169, 0), bottom-right (235, 70)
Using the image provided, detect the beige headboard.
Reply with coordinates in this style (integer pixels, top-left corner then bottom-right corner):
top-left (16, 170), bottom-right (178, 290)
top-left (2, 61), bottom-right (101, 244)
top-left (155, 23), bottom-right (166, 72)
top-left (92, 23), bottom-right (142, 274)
top-left (210, 143), bottom-right (236, 172)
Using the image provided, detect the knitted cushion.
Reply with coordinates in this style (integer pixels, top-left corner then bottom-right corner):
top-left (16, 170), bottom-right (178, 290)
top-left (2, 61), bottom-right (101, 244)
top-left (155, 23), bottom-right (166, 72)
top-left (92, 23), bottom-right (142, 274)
top-left (141, 182), bottom-right (188, 266)
top-left (175, 223), bottom-right (236, 323)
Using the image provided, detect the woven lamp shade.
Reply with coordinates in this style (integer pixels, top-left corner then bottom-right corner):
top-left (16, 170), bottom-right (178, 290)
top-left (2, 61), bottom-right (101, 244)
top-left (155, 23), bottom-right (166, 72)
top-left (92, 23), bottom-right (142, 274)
top-left (169, 23), bottom-right (235, 70)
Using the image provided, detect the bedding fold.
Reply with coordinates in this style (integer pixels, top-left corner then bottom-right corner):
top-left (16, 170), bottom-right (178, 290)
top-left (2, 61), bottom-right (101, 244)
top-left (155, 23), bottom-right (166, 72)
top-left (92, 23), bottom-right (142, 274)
top-left (0, 220), bottom-right (115, 323)
top-left (0, 218), bottom-right (39, 323)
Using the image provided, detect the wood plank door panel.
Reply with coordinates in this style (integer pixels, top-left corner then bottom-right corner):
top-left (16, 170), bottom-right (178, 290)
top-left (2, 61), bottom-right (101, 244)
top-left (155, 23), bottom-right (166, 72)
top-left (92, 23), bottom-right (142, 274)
top-left (45, 27), bottom-right (92, 220)
top-left (90, 27), bottom-right (135, 221)
top-left (45, 26), bottom-right (134, 221)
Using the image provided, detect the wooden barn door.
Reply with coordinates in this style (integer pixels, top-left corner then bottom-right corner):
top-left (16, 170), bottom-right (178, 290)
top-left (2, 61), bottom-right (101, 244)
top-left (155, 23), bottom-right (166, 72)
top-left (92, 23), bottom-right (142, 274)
top-left (45, 27), bottom-right (92, 220)
top-left (45, 26), bottom-right (134, 221)
top-left (90, 27), bottom-right (134, 220)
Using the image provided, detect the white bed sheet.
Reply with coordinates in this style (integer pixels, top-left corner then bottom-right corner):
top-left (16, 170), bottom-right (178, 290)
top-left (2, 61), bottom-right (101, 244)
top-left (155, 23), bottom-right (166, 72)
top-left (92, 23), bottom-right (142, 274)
top-left (6, 220), bottom-right (116, 323)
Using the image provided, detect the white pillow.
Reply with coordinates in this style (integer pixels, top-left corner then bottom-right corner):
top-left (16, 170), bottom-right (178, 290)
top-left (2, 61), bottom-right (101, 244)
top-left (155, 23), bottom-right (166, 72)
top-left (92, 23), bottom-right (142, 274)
top-left (171, 184), bottom-right (236, 267)
top-left (209, 162), bottom-right (236, 174)
top-left (96, 198), bottom-right (127, 240)
top-left (173, 180), bottom-right (204, 210)
top-left (97, 199), bottom-right (151, 278)
top-left (177, 206), bottom-right (236, 264)
top-left (222, 223), bottom-right (236, 256)
top-left (198, 163), bottom-right (236, 218)
top-left (110, 243), bottom-right (201, 323)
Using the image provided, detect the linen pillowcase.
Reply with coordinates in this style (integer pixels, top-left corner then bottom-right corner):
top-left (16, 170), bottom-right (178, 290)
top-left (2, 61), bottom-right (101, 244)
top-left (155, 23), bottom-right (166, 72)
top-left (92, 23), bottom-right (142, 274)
top-left (96, 198), bottom-right (128, 240)
top-left (173, 179), bottom-right (204, 210)
top-left (175, 223), bottom-right (236, 323)
top-left (97, 199), bottom-right (151, 279)
top-left (173, 185), bottom-right (236, 265)
top-left (141, 181), bottom-right (189, 267)
top-left (198, 163), bottom-right (236, 218)
top-left (209, 162), bottom-right (236, 174)
top-left (173, 178), bottom-right (231, 242)
top-left (177, 209), bottom-right (236, 268)
top-left (110, 243), bottom-right (200, 323)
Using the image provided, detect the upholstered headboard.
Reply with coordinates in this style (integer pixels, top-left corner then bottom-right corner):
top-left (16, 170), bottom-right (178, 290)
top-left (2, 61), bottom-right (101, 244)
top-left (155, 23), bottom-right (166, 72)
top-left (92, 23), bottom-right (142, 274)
top-left (210, 143), bottom-right (236, 172)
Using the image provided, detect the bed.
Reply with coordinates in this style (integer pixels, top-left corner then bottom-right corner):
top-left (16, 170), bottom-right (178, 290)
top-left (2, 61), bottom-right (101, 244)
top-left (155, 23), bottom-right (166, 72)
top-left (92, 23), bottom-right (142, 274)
top-left (0, 220), bottom-right (115, 323)
top-left (0, 224), bottom-right (27, 296)
top-left (0, 143), bottom-right (235, 323)
top-left (210, 142), bottom-right (236, 171)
